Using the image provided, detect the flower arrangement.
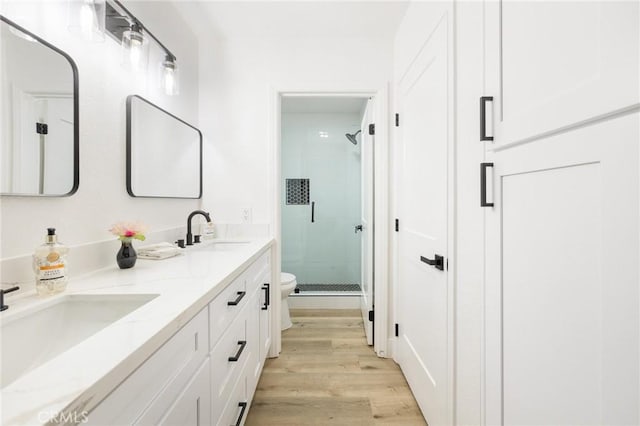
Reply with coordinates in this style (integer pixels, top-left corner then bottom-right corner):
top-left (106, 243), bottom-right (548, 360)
top-left (109, 221), bottom-right (147, 243)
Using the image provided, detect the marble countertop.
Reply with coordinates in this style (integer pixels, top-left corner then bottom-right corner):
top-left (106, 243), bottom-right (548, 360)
top-left (0, 237), bottom-right (274, 426)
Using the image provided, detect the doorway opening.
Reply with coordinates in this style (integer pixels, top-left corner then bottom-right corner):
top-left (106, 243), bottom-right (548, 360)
top-left (279, 94), bottom-right (375, 344)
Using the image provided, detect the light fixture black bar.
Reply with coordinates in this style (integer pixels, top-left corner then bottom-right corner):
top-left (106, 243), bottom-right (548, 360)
top-left (111, 0), bottom-right (177, 61)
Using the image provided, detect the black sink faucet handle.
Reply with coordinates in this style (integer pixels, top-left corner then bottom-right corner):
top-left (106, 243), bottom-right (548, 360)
top-left (0, 286), bottom-right (20, 312)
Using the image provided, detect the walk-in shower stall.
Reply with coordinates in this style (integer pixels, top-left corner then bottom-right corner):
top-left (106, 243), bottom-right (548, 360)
top-left (281, 97), bottom-right (368, 295)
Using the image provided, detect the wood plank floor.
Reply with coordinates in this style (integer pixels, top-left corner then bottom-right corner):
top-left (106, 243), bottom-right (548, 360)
top-left (246, 309), bottom-right (427, 425)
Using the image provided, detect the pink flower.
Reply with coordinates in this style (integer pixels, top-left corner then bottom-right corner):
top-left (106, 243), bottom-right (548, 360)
top-left (109, 221), bottom-right (147, 242)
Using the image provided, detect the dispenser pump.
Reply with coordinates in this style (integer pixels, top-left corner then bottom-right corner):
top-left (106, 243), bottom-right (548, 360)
top-left (46, 228), bottom-right (57, 243)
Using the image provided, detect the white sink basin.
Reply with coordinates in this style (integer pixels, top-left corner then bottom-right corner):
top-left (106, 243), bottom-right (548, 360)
top-left (0, 293), bottom-right (158, 388)
top-left (201, 240), bottom-right (250, 251)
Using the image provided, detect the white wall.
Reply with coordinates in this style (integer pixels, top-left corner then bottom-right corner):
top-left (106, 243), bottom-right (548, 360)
top-left (197, 37), bottom-right (393, 225)
top-left (0, 2), bottom-right (200, 266)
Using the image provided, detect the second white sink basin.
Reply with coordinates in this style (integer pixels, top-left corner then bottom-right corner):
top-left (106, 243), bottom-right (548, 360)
top-left (0, 293), bottom-right (158, 388)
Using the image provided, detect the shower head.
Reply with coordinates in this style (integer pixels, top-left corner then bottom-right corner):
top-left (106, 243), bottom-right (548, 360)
top-left (345, 130), bottom-right (361, 145)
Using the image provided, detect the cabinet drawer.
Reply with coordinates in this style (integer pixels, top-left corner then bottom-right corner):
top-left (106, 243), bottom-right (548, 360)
top-left (217, 375), bottom-right (248, 426)
top-left (210, 307), bottom-right (249, 424)
top-left (209, 273), bottom-right (247, 350)
top-left (136, 359), bottom-right (210, 426)
top-left (245, 251), bottom-right (270, 295)
top-left (87, 308), bottom-right (208, 426)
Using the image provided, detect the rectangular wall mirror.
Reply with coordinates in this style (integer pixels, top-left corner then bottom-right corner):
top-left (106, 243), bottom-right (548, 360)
top-left (0, 16), bottom-right (79, 196)
top-left (126, 95), bottom-right (202, 198)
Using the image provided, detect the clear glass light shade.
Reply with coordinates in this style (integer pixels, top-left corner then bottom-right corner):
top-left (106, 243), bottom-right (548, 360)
top-left (67, 0), bottom-right (105, 42)
top-left (122, 25), bottom-right (149, 72)
top-left (160, 57), bottom-right (180, 96)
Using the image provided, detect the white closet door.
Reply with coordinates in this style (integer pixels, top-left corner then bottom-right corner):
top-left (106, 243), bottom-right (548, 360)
top-left (484, 2), bottom-right (640, 425)
top-left (396, 14), bottom-right (453, 426)
top-left (489, 1), bottom-right (639, 147)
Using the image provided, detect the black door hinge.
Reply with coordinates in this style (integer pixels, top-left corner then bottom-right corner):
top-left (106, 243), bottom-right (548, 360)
top-left (368, 123), bottom-right (375, 135)
top-left (395, 323), bottom-right (399, 337)
top-left (368, 310), bottom-right (374, 322)
top-left (395, 218), bottom-right (399, 232)
top-left (395, 113), bottom-right (400, 127)
top-left (36, 123), bottom-right (48, 135)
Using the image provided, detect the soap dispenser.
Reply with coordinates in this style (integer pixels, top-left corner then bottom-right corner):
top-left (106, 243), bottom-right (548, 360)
top-left (33, 228), bottom-right (69, 296)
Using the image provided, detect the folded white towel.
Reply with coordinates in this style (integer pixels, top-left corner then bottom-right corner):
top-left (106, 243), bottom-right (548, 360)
top-left (137, 242), bottom-right (183, 260)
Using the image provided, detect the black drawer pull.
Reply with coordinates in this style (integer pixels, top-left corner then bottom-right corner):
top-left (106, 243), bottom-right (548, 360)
top-left (227, 291), bottom-right (246, 306)
top-left (480, 96), bottom-right (494, 141)
top-left (311, 201), bottom-right (315, 223)
top-left (480, 162), bottom-right (494, 207)
top-left (261, 283), bottom-right (270, 310)
top-left (228, 340), bottom-right (247, 362)
top-left (420, 255), bottom-right (445, 271)
top-left (232, 401), bottom-right (248, 426)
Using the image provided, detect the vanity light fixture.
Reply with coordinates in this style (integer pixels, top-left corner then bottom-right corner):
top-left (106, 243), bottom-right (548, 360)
top-left (67, 0), bottom-right (106, 42)
top-left (160, 54), bottom-right (179, 96)
top-left (121, 21), bottom-right (148, 72)
top-left (106, 0), bottom-right (180, 95)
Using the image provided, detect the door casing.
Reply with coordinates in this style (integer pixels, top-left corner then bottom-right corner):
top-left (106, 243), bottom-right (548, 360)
top-left (270, 88), bottom-right (391, 358)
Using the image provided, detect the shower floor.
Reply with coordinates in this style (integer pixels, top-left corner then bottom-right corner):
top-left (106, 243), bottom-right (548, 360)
top-left (295, 283), bottom-right (362, 293)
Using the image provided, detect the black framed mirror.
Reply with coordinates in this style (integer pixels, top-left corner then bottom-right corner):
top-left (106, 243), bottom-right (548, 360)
top-left (0, 15), bottom-right (79, 197)
top-left (126, 95), bottom-right (202, 198)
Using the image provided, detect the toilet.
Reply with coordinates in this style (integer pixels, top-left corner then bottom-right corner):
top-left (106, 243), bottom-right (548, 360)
top-left (280, 272), bottom-right (297, 330)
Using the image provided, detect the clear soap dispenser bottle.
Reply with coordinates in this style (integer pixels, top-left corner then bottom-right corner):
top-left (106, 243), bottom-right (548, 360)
top-left (33, 228), bottom-right (69, 295)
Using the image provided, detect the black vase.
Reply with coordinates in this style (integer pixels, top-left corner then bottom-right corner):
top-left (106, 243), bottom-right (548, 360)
top-left (116, 240), bottom-right (137, 269)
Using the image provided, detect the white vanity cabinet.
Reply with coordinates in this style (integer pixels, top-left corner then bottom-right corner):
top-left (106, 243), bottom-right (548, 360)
top-left (85, 247), bottom-right (272, 426)
top-left (86, 309), bottom-right (210, 426)
top-left (210, 250), bottom-right (271, 426)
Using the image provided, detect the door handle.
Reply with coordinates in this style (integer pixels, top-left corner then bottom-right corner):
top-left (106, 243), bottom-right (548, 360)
top-left (480, 162), bottom-right (494, 207)
top-left (480, 96), bottom-right (494, 141)
top-left (355, 224), bottom-right (363, 234)
top-left (420, 255), bottom-right (445, 271)
top-left (311, 201), bottom-right (315, 223)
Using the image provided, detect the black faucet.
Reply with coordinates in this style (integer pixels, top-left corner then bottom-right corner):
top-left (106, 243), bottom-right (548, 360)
top-left (0, 286), bottom-right (20, 312)
top-left (186, 210), bottom-right (211, 246)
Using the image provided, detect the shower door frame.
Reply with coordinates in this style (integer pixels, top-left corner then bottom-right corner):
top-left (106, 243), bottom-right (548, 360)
top-left (270, 87), bottom-right (391, 359)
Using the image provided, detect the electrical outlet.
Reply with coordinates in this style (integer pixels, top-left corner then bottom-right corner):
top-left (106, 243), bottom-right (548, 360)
top-left (241, 207), bottom-right (252, 224)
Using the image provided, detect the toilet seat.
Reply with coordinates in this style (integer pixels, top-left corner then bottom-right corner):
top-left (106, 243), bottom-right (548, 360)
top-left (281, 272), bottom-right (296, 286)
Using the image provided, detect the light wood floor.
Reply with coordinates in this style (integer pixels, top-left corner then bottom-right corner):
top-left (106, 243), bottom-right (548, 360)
top-left (246, 309), bottom-right (427, 425)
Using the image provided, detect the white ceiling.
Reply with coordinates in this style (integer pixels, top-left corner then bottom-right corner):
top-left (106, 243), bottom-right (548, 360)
top-left (282, 96), bottom-right (368, 113)
top-left (174, 1), bottom-right (409, 40)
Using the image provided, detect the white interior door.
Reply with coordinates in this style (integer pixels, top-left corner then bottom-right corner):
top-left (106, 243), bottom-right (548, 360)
top-left (484, 2), bottom-right (640, 424)
top-left (396, 16), bottom-right (451, 426)
top-left (360, 98), bottom-right (374, 345)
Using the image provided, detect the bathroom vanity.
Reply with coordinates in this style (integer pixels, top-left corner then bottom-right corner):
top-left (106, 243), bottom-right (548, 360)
top-left (0, 238), bottom-right (274, 426)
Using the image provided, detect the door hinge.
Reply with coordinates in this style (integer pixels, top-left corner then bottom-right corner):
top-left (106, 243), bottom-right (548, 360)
top-left (36, 123), bottom-right (48, 135)
top-left (368, 310), bottom-right (374, 322)
top-left (395, 218), bottom-right (399, 232)
top-left (395, 113), bottom-right (400, 127)
top-left (395, 323), bottom-right (399, 337)
top-left (368, 123), bottom-right (375, 135)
